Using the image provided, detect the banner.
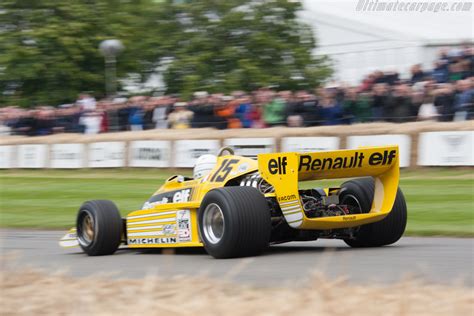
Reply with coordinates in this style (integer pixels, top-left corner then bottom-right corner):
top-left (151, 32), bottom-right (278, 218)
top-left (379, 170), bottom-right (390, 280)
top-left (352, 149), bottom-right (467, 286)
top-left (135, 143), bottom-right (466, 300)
top-left (0, 146), bottom-right (14, 169)
top-left (347, 134), bottom-right (411, 167)
top-left (50, 143), bottom-right (85, 168)
top-left (281, 137), bottom-right (340, 153)
top-left (224, 138), bottom-right (275, 158)
top-left (18, 144), bottom-right (48, 168)
top-left (89, 142), bottom-right (126, 168)
top-left (129, 140), bottom-right (171, 168)
top-left (418, 131), bottom-right (474, 166)
top-left (174, 139), bottom-right (220, 168)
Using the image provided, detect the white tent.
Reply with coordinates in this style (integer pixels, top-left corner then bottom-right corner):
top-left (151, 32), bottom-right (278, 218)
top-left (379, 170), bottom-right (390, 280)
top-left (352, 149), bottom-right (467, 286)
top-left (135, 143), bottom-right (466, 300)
top-left (300, 0), bottom-right (473, 84)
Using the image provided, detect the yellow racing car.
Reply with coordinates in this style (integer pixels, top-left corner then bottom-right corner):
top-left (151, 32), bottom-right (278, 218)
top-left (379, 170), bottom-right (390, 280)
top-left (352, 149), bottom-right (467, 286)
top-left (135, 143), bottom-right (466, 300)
top-left (60, 146), bottom-right (407, 258)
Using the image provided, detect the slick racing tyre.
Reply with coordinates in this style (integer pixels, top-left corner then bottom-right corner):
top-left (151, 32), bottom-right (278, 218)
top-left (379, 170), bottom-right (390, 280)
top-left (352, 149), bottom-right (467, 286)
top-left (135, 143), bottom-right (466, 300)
top-left (76, 200), bottom-right (123, 256)
top-left (198, 187), bottom-right (271, 259)
top-left (340, 177), bottom-right (407, 247)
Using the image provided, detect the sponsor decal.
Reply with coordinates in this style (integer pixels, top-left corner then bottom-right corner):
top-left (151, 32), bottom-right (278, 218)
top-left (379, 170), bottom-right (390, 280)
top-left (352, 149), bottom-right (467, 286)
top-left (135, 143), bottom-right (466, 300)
top-left (172, 189), bottom-right (191, 203)
top-left (134, 147), bottom-right (162, 161)
top-left (52, 150), bottom-right (81, 160)
top-left (90, 149), bottom-right (123, 162)
top-left (142, 199), bottom-right (168, 210)
top-left (128, 237), bottom-right (177, 245)
top-left (343, 216), bottom-right (357, 221)
top-left (144, 188), bottom-right (193, 209)
top-left (177, 210), bottom-right (192, 242)
top-left (209, 159), bottom-right (238, 182)
top-left (237, 163), bottom-right (249, 173)
top-left (299, 150), bottom-right (396, 172)
top-left (442, 135), bottom-right (466, 163)
top-left (278, 194), bottom-right (297, 202)
top-left (163, 224), bottom-right (176, 235)
top-left (190, 148), bottom-right (213, 159)
top-left (232, 145), bottom-right (269, 158)
top-left (65, 232), bottom-right (77, 239)
top-left (268, 157), bottom-right (288, 175)
top-left (200, 174), bottom-right (210, 183)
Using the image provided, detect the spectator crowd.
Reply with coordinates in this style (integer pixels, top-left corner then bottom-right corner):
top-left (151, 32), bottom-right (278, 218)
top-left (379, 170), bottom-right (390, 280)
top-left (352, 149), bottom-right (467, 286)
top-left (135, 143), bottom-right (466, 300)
top-left (1, 47), bottom-right (473, 136)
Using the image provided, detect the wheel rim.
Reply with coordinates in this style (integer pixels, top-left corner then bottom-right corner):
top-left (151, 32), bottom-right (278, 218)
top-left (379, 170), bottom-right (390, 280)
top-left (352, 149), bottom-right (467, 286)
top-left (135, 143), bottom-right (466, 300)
top-left (341, 194), bottom-right (363, 214)
top-left (341, 194), bottom-right (363, 236)
top-left (78, 210), bottom-right (95, 247)
top-left (202, 203), bottom-right (225, 244)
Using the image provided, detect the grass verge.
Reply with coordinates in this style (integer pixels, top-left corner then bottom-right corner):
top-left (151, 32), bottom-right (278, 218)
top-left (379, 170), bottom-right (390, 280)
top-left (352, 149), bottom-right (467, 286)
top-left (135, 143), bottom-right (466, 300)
top-left (0, 168), bottom-right (473, 236)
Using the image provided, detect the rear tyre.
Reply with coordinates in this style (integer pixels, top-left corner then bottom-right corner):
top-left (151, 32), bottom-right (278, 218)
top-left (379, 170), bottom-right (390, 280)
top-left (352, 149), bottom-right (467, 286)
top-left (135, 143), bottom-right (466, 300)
top-left (340, 177), bottom-right (407, 247)
top-left (198, 187), bottom-right (271, 258)
top-left (76, 200), bottom-right (123, 256)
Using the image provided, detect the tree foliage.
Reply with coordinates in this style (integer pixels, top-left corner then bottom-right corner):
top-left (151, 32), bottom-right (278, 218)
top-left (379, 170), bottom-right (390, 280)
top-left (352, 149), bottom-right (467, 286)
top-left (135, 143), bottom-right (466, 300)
top-left (0, 0), bottom-right (332, 106)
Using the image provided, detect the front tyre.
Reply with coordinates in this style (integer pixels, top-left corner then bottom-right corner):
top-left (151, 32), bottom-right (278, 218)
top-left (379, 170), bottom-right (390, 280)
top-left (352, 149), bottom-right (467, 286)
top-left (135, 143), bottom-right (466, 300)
top-left (198, 187), bottom-right (271, 258)
top-left (340, 177), bottom-right (407, 247)
top-left (76, 200), bottom-right (123, 256)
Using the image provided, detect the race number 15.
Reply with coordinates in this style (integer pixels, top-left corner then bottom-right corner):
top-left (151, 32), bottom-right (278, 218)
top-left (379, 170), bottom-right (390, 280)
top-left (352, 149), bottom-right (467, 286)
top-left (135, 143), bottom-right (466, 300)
top-left (210, 159), bottom-right (238, 182)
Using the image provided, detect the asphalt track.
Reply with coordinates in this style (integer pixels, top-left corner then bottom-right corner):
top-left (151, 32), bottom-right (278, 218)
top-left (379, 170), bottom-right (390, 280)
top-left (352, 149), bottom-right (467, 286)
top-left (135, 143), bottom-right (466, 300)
top-left (1, 229), bottom-right (473, 287)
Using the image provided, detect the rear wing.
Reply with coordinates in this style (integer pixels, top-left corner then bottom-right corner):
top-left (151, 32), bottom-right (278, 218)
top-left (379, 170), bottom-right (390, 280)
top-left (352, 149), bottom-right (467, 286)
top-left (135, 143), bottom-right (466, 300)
top-left (257, 146), bottom-right (399, 229)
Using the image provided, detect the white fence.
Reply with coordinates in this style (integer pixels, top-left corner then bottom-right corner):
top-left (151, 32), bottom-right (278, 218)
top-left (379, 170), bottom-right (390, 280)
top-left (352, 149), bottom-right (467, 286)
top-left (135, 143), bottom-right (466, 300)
top-left (1, 131), bottom-right (473, 168)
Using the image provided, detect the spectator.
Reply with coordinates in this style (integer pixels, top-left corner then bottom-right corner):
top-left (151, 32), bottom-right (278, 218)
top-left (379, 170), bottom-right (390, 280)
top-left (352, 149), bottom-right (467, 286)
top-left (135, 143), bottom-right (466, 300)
top-left (354, 91), bottom-right (373, 122)
top-left (55, 104), bottom-right (82, 133)
top-left (152, 97), bottom-right (171, 129)
top-left (371, 83), bottom-right (390, 121)
top-left (431, 60), bottom-right (449, 83)
top-left (142, 99), bottom-right (155, 130)
top-left (418, 96), bottom-right (438, 121)
top-left (117, 103), bottom-right (130, 131)
top-left (99, 104), bottom-right (109, 133)
top-left (234, 94), bottom-right (254, 128)
top-left (411, 82), bottom-right (426, 119)
top-left (79, 110), bottom-right (102, 134)
top-left (286, 91), bottom-right (319, 126)
top-left (342, 88), bottom-right (358, 124)
top-left (32, 107), bottom-right (55, 136)
top-left (128, 96), bottom-right (146, 131)
top-left (434, 83), bottom-right (456, 121)
top-left (453, 79), bottom-right (474, 120)
top-left (410, 64), bottom-right (425, 84)
top-left (76, 93), bottom-right (96, 111)
top-left (449, 63), bottom-right (464, 82)
top-left (214, 96), bottom-right (238, 129)
top-left (3, 47), bottom-right (474, 135)
top-left (106, 99), bottom-right (121, 132)
top-left (168, 102), bottom-right (193, 129)
top-left (11, 108), bottom-right (34, 136)
top-left (318, 89), bottom-right (343, 125)
top-left (384, 70), bottom-right (400, 86)
top-left (263, 91), bottom-right (286, 127)
top-left (249, 103), bottom-right (265, 128)
top-left (190, 91), bottom-right (218, 128)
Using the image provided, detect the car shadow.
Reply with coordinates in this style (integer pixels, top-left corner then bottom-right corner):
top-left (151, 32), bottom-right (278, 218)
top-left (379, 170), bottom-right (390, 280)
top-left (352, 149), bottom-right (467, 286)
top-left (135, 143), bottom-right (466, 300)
top-left (65, 242), bottom-right (409, 257)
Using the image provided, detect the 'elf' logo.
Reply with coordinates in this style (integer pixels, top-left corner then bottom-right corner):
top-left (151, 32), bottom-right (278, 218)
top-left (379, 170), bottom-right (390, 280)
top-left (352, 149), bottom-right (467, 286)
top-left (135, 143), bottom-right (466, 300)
top-left (172, 189), bottom-right (191, 203)
top-left (268, 157), bottom-right (287, 175)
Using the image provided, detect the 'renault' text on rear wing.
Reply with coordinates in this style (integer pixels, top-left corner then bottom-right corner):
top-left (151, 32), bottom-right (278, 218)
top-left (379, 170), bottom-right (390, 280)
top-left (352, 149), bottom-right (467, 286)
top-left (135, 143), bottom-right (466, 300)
top-left (257, 146), bottom-right (400, 230)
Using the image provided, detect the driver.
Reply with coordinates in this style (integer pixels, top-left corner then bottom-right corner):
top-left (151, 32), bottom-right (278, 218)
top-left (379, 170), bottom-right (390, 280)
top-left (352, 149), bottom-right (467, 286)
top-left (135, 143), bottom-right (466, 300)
top-left (193, 154), bottom-right (217, 179)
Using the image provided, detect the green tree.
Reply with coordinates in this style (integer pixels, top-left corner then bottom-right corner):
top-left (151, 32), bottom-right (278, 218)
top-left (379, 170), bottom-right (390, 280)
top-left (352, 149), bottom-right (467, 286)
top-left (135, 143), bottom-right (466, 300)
top-left (0, 0), bottom-right (163, 106)
top-left (0, 0), bottom-right (331, 106)
top-left (161, 0), bottom-right (332, 98)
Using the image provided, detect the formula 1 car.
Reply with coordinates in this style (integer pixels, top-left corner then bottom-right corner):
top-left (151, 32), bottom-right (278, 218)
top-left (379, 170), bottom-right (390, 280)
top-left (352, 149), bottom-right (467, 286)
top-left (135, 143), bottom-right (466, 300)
top-left (60, 146), bottom-right (407, 258)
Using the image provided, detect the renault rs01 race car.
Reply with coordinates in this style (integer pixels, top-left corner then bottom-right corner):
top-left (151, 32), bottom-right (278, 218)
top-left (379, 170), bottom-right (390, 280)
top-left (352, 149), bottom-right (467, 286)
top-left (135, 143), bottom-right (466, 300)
top-left (60, 146), bottom-right (407, 258)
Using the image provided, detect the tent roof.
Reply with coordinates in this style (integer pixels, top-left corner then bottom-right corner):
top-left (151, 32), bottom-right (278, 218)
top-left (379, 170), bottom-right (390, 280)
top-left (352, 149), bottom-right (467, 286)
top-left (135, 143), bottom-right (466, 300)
top-left (300, 0), bottom-right (473, 51)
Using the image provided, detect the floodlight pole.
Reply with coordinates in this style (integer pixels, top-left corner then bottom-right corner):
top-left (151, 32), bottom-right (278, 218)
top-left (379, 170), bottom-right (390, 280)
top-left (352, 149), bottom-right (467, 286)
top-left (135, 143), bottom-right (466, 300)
top-left (99, 39), bottom-right (124, 97)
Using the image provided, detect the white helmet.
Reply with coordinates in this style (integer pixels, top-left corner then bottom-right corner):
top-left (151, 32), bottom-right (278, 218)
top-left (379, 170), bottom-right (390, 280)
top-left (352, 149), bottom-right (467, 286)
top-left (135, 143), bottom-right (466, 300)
top-left (193, 154), bottom-right (217, 179)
